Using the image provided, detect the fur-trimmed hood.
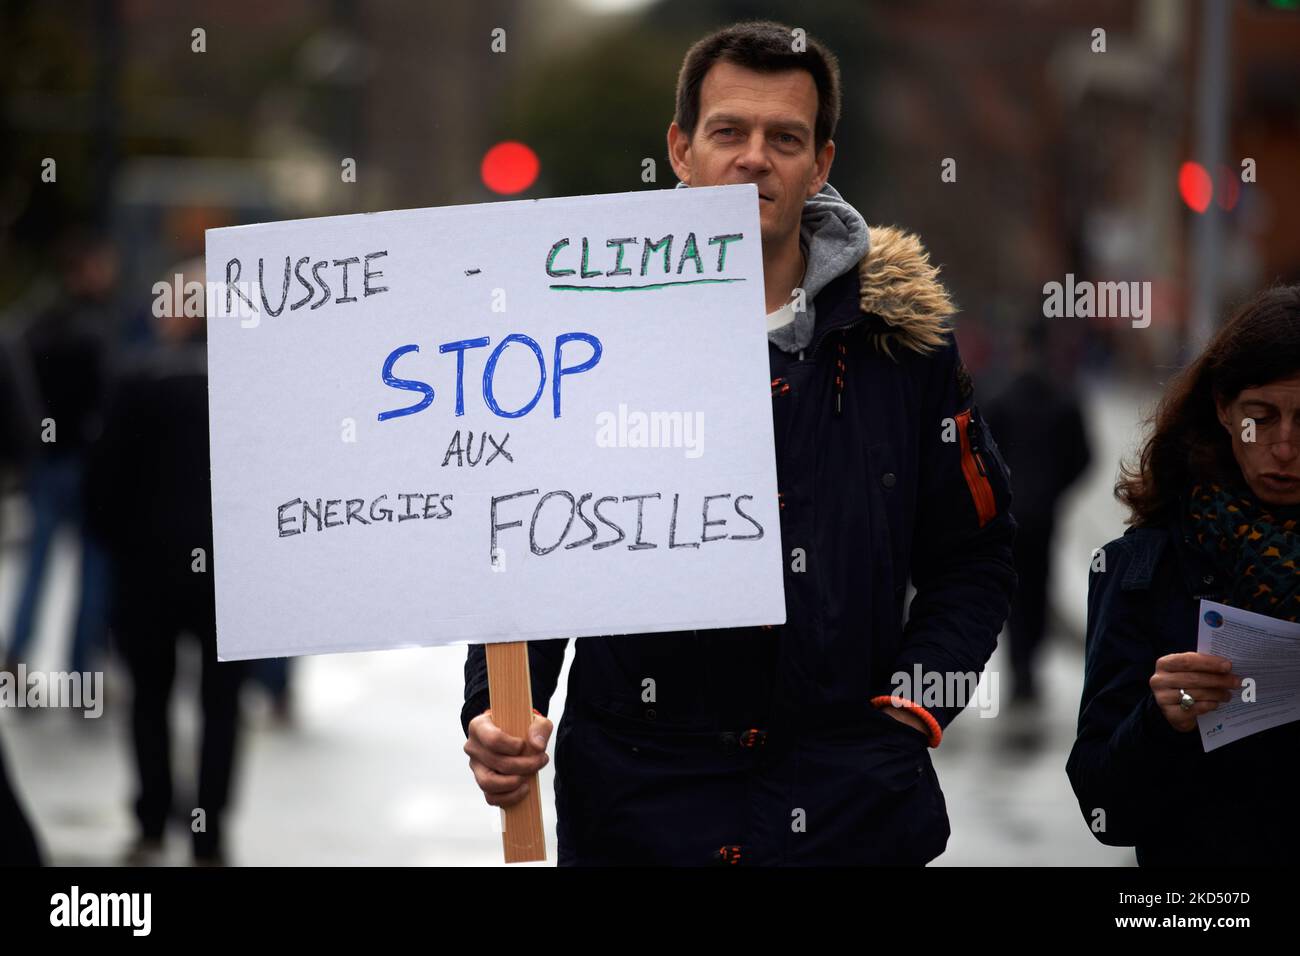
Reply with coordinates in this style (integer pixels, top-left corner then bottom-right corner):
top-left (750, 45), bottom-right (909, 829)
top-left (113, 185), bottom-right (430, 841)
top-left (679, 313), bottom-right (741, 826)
top-left (857, 225), bottom-right (956, 360)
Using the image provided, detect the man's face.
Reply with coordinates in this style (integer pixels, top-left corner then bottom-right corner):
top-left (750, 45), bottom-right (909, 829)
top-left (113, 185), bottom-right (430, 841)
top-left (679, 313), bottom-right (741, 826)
top-left (1216, 374), bottom-right (1300, 507)
top-left (668, 60), bottom-right (834, 248)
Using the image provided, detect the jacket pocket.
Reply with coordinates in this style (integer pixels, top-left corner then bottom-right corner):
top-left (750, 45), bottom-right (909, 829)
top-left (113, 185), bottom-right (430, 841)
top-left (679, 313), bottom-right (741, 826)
top-left (560, 703), bottom-right (751, 864)
top-left (784, 727), bottom-right (940, 864)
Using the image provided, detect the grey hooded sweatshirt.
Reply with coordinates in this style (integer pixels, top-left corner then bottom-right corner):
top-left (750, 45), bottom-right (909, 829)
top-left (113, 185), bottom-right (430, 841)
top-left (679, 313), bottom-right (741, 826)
top-left (675, 181), bottom-right (870, 355)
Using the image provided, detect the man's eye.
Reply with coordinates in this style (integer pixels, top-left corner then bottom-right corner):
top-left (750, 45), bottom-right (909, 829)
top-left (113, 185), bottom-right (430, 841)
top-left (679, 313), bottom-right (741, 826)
top-left (715, 128), bottom-right (737, 137)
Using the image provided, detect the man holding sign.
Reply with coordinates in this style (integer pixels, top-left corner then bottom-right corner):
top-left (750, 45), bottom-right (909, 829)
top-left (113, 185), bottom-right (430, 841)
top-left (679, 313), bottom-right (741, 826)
top-left (462, 21), bottom-right (1017, 865)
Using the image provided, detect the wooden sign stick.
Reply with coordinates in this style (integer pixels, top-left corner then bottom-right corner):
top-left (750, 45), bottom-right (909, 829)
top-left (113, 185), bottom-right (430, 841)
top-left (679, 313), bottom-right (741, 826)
top-left (485, 641), bottom-right (547, 863)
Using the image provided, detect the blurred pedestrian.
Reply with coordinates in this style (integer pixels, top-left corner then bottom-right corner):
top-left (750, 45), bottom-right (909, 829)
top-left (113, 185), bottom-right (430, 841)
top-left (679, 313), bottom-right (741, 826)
top-left (85, 259), bottom-right (248, 866)
top-left (4, 228), bottom-right (114, 675)
top-left (985, 318), bottom-right (1092, 706)
top-left (1067, 285), bottom-right (1300, 864)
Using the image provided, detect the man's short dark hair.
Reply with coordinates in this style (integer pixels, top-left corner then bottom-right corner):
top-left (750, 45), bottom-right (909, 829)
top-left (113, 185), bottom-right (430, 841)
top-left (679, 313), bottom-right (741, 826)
top-left (674, 20), bottom-right (842, 152)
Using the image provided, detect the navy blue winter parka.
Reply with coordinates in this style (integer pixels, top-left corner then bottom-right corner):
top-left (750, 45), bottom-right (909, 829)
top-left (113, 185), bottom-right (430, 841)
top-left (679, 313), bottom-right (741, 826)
top-left (462, 226), bottom-right (1018, 865)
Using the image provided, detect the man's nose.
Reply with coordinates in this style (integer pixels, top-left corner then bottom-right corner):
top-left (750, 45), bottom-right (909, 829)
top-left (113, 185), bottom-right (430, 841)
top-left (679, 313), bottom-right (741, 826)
top-left (735, 132), bottom-right (772, 174)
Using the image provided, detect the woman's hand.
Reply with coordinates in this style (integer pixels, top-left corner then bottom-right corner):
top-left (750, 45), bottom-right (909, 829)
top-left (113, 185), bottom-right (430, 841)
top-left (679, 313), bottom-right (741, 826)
top-left (1149, 652), bottom-right (1243, 732)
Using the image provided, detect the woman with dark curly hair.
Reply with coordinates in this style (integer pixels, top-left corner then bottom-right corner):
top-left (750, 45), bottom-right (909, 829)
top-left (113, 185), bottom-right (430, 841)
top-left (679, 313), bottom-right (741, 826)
top-left (1067, 284), bottom-right (1300, 865)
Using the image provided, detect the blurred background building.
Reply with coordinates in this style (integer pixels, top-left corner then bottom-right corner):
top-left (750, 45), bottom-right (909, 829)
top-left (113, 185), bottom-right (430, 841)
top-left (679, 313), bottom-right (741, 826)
top-left (1, 0), bottom-right (1299, 865)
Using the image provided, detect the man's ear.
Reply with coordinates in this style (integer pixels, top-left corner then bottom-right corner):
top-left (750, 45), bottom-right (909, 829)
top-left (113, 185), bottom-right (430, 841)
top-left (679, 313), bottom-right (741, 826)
top-left (667, 122), bottom-right (692, 184)
top-left (807, 139), bottom-right (836, 197)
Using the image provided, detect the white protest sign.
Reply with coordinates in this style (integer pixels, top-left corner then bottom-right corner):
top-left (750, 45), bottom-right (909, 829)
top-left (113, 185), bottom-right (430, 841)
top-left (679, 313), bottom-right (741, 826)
top-left (204, 184), bottom-right (784, 660)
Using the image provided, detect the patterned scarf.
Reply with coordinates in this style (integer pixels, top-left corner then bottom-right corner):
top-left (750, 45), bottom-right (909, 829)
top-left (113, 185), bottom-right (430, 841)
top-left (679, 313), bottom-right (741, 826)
top-left (1186, 482), bottom-right (1300, 621)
